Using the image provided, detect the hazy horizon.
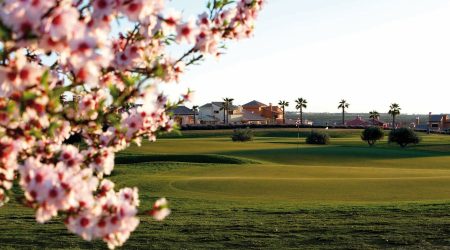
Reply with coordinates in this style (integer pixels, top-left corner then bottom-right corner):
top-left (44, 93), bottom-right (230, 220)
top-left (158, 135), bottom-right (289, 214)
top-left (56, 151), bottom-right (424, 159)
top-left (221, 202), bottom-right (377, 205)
top-left (162, 0), bottom-right (450, 114)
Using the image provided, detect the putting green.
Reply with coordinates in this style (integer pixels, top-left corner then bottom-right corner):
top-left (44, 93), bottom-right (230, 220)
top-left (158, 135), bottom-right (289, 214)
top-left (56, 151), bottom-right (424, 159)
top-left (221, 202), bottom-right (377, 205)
top-left (117, 130), bottom-right (450, 204)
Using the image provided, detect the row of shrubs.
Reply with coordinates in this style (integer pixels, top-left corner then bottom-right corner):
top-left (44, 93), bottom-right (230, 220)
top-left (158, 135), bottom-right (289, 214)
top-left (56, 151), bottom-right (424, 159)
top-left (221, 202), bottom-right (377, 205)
top-left (230, 128), bottom-right (333, 144)
top-left (361, 126), bottom-right (420, 148)
top-left (182, 124), bottom-right (385, 130)
top-left (231, 127), bottom-right (420, 148)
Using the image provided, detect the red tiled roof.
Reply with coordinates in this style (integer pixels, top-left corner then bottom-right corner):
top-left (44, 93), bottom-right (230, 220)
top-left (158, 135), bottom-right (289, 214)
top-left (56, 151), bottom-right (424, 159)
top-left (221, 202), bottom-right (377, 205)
top-left (345, 116), bottom-right (369, 126)
top-left (243, 100), bottom-right (267, 107)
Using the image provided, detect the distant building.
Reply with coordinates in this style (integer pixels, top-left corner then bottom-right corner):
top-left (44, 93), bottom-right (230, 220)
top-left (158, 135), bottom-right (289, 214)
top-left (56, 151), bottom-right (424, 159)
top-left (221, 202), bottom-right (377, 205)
top-left (345, 116), bottom-right (388, 128)
top-left (239, 110), bottom-right (267, 124)
top-left (428, 114), bottom-right (450, 131)
top-left (198, 102), bottom-right (240, 124)
top-left (345, 116), bottom-right (367, 126)
top-left (198, 100), bottom-right (284, 125)
top-left (198, 102), bottom-right (224, 124)
top-left (171, 106), bottom-right (197, 125)
top-left (368, 119), bottom-right (388, 128)
top-left (242, 100), bottom-right (283, 124)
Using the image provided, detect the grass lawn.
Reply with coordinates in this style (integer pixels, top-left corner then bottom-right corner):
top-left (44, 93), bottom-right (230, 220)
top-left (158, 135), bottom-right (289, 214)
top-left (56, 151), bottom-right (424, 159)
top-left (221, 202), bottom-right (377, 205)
top-left (2, 128), bottom-right (450, 249)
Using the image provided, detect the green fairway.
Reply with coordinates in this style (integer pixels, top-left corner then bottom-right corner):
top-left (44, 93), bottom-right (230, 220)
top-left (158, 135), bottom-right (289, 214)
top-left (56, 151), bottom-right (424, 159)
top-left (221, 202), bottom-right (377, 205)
top-left (2, 128), bottom-right (450, 248)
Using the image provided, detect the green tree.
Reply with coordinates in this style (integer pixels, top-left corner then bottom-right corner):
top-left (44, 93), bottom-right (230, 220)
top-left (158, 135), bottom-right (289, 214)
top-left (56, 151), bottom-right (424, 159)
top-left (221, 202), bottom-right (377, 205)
top-left (369, 110), bottom-right (380, 125)
top-left (192, 105), bottom-right (199, 125)
top-left (361, 126), bottom-right (384, 146)
top-left (278, 100), bottom-right (289, 124)
top-left (388, 103), bottom-right (401, 130)
top-left (388, 127), bottom-right (420, 148)
top-left (338, 99), bottom-right (350, 125)
top-left (295, 98), bottom-right (307, 125)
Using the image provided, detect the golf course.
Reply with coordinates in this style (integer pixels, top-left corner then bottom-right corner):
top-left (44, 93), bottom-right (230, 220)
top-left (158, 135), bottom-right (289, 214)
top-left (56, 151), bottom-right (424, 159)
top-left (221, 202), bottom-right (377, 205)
top-left (2, 128), bottom-right (450, 249)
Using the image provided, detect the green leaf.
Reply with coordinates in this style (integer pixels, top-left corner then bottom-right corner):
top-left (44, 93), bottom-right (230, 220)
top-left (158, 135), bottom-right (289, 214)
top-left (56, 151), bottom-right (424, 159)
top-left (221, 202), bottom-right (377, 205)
top-left (48, 122), bottom-right (59, 137)
top-left (40, 70), bottom-right (50, 91)
top-left (120, 74), bottom-right (136, 87)
top-left (6, 101), bottom-right (15, 114)
top-left (106, 113), bottom-right (121, 126)
top-left (213, 0), bottom-right (223, 9)
top-left (22, 91), bottom-right (37, 101)
top-left (51, 86), bottom-right (71, 99)
top-left (109, 84), bottom-right (120, 99)
top-left (154, 64), bottom-right (165, 78)
top-left (0, 20), bottom-right (11, 41)
top-left (30, 129), bottom-right (42, 139)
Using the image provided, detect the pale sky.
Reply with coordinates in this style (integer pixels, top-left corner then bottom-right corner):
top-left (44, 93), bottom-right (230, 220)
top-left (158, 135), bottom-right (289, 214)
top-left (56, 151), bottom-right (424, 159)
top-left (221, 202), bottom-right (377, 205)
top-left (163, 0), bottom-right (450, 114)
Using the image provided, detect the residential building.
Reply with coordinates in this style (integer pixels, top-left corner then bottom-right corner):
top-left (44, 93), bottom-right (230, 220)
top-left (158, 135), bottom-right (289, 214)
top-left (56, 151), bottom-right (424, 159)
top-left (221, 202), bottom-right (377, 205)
top-left (428, 114), bottom-right (450, 131)
top-left (198, 102), bottom-right (222, 124)
top-left (235, 110), bottom-right (266, 124)
top-left (345, 116), bottom-right (367, 126)
top-left (369, 119), bottom-right (388, 128)
top-left (171, 106), bottom-right (197, 125)
top-left (345, 116), bottom-right (388, 128)
top-left (198, 102), bottom-right (223, 124)
top-left (242, 100), bottom-right (283, 124)
top-left (198, 102), bottom-right (240, 124)
top-left (198, 100), bottom-right (277, 125)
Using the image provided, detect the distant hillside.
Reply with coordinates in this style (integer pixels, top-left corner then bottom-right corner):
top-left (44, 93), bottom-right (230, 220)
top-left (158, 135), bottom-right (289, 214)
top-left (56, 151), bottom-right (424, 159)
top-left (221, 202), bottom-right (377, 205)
top-left (286, 112), bottom-right (429, 126)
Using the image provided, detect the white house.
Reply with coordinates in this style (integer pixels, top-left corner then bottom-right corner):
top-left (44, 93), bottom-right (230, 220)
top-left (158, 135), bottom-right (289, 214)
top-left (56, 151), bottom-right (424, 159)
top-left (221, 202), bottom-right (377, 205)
top-left (171, 106), bottom-right (197, 125)
top-left (199, 101), bottom-right (268, 125)
top-left (199, 102), bottom-right (225, 124)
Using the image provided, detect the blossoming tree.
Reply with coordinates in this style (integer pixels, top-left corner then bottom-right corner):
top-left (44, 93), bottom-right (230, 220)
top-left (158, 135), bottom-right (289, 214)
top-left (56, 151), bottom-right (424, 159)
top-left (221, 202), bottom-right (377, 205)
top-left (0, 0), bottom-right (263, 248)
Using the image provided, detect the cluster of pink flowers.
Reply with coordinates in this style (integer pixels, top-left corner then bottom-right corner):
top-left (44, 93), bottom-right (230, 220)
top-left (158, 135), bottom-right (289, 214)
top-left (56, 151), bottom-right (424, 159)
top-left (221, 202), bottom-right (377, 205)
top-left (0, 0), bottom-right (263, 248)
top-left (0, 137), bottom-right (18, 206)
top-left (65, 180), bottom-right (140, 249)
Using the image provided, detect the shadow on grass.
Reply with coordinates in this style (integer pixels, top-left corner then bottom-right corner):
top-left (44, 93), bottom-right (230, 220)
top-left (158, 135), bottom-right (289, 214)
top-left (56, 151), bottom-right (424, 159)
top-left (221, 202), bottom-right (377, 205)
top-left (220, 145), bottom-right (450, 165)
top-left (115, 154), bottom-right (258, 165)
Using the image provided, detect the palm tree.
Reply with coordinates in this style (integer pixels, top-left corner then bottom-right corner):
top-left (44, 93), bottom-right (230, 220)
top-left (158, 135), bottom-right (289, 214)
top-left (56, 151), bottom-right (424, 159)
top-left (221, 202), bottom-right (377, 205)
top-left (192, 105), bottom-right (199, 125)
top-left (369, 110), bottom-right (380, 125)
top-left (338, 99), bottom-right (350, 125)
top-left (278, 100), bottom-right (289, 124)
top-left (388, 103), bottom-right (401, 130)
top-left (295, 98), bottom-right (307, 125)
top-left (222, 98), bottom-right (234, 124)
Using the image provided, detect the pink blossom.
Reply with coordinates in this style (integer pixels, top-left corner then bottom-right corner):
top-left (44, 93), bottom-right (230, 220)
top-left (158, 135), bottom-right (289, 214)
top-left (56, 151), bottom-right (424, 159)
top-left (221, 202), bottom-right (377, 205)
top-left (113, 42), bottom-right (144, 70)
top-left (66, 187), bottom-right (140, 249)
top-left (88, 148), bottom-right (115, 177)
top-left (43, 6), bottom-right (79, 42)
top-left (123, 113), bottom-right (143, 139)
top-left (59, 145), bottom-right (83, 170)
top-left (0, 0), bottom-right (52, 37)
top-left (176, 19), bottom-right (198, 44)
top-left (149, 198), bottom-right (170, 221)
top-left (0, 52), bottom-right (43, 97)
top-left (119, 0), bottom-right (155, 22)
top-left (93, 0), bottom-right (117, 19)
top-left (0, 137), bottom-right (18, 202)
top-left (161, 9), bottom-right (181, 34)
top-left (119, 187), bottom-right (140, 207)
top-left (195, 29), bottom-right (220, 55)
